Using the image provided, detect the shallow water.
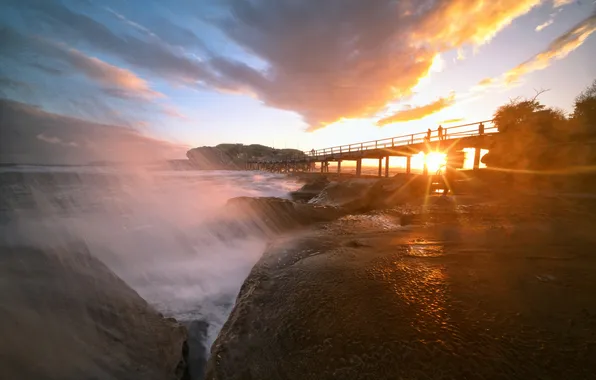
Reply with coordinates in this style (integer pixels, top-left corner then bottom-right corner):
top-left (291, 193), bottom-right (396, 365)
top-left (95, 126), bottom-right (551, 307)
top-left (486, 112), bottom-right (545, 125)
top-left (0, 166), bottom-right (301, 348)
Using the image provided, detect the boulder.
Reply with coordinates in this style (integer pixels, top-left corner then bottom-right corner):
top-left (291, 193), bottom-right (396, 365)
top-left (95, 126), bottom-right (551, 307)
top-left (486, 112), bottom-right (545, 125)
top-left (0, 244), bottom-right (189, 380)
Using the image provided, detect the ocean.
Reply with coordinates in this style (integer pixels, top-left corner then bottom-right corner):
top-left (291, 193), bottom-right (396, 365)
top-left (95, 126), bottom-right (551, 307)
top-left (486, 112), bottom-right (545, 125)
top-left (0, 165), bottom-right (302, 349)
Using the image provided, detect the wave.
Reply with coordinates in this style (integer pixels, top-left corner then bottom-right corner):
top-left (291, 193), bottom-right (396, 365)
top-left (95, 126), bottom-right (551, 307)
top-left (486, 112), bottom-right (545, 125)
top-left (0, 167), bottom-right (302, 351)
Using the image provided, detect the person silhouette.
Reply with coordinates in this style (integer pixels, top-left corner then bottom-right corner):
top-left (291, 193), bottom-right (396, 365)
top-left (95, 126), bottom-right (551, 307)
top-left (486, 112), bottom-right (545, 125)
top-left (438, 125), bottom-right (443, 140)
top-left (427, 128), bottom-right (432, 141)
top-left (479, 122), bottom-right (485, 135)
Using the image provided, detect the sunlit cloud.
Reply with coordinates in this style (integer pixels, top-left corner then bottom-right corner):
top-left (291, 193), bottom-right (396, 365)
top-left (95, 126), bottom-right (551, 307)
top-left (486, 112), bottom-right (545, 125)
top-left (554, 0), bottom-right (575, 7)
top-left (536, 19), bottom-right (554, 31)
top-left (0, 27), bottom-right (161, 100)
top-left (3, 0), bottom-right (554, 131)
top-left (439, 118), bottom-right (466, 124)
top-left (504, 11), bottom-right (596, 84)
top-left (377, 93), bottom-right (456, 126)
top-left (207, 0), bottom-right (548, 130)
top-left (412, 0), bottom-right (543, 47)
top-left (471, 11), bottom-right (596, 88)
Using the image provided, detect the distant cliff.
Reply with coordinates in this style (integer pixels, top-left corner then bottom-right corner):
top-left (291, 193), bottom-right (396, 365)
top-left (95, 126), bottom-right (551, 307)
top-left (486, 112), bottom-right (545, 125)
top-left (186, 143), bottom-right (305, 169)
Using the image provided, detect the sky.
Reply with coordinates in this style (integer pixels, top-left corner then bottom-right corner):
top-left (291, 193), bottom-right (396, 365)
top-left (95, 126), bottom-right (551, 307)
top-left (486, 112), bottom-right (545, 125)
top-left (1, 0), bottom-right (595, 162)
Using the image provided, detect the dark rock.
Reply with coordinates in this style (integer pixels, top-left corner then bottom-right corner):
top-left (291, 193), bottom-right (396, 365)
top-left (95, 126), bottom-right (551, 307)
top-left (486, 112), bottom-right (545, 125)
top-left (342, 176), bottom-right (428, 212)
top-left (0, 244), bottom-right (189, 380)
top-left (289, 176), bottom-right (330, 202)
top-left (205, 222), bottom-right (596, 380)
top-left (225, 197), bottom-right (346, 235)
top-left (308, 179), bottom-right (378, 207)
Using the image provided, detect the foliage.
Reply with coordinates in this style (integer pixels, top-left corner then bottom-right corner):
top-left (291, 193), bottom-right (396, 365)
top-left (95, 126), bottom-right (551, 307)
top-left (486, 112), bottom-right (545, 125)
top-left (572, 79), bottom-right (596, 136)
top-left (484, 83), bottom-right (596, 170)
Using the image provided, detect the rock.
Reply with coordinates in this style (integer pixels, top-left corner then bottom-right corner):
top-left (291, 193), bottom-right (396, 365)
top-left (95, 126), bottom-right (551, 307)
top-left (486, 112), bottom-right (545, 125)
top-left (289, 176), bottom-right (330, 202)
top-left (0, 244), bottom-right (189, 380)
top-left (205, 220), bottom-right (596, 380)
top-left (308, 179), bottom-right (378, 207)
top-left (342, 175), bottom-right (428, 212)
top-left (225, 197), bottom-right (346, 235)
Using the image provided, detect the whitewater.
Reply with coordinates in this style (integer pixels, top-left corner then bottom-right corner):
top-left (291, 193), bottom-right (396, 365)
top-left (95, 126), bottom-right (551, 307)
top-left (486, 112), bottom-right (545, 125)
top-left (0, 166), bottom-right (302, 349)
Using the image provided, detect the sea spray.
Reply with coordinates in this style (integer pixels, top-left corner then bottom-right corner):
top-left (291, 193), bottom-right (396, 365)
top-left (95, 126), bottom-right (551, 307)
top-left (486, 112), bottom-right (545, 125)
top-left (0, 166), bottom-right (301, 353)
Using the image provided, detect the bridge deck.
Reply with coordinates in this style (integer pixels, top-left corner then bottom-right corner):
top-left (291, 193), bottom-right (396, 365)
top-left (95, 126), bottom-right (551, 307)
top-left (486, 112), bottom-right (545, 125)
top-left (249, 120), bottom-right (496, 164)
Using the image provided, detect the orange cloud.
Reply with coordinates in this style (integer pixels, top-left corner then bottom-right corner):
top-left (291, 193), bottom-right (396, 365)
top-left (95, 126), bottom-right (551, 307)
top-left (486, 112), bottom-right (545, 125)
top-left (440, 118), bottom-right (465, 124)
top-left (554, 0), bottom-right (574, 7)
top-left (412, 0), bottom-right (543, 48)
top-left (377, 93), bottom-right (456, 126)
top-left (53, 44), bottom-right (162, 99)
top-left (478, 78), bottom-right (494, 87)
top-left (209, 0), bottom-right (548, 131)
top-left (504, 12), bottom-right (596, 84)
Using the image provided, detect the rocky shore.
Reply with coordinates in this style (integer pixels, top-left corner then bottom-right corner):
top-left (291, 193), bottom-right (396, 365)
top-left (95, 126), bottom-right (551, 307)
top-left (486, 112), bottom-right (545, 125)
top-left (206, 173), bottom-right (596, 379)
top-left (3, 171), bottom-right (596, 379)
top-left (0, 243), bottom-right (190, 380)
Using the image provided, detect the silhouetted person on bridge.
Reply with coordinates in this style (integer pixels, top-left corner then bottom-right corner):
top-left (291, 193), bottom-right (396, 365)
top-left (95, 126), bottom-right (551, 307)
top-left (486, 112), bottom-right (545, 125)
top-left (427, 128), bottom-right (432, 141)
top-left (438, 125), bottom-right (444, 140)
top-left (479, 122), bottom-right (485, 135)
top-left (310, 149), bottom-right (315, 156)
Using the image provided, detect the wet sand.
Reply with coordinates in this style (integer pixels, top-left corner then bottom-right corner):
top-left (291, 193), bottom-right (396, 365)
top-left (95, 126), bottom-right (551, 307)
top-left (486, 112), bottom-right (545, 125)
top-left (207, 196), bottom-right (596, 379)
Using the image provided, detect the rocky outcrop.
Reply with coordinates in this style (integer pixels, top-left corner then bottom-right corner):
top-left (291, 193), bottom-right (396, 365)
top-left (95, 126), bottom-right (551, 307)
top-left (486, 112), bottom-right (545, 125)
top-left (0, 244), bottom-right (189, 380)
top-left (225, 197), bottom-right (346, 235)
top-left (289, 176), bottom-right (330, 202)
top-left (206, 214), bottom-right (596, 380)
top-left (186, 144), bottom-right (305, 170)
top-left (306, 175), bottom-right (428, 212)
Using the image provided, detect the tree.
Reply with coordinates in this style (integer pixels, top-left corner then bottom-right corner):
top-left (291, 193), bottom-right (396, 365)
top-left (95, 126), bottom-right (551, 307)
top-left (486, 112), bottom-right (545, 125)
top-left (484, 93), bottom-right (571, 169)
top-left (572, 79), bottom-right (596, 136)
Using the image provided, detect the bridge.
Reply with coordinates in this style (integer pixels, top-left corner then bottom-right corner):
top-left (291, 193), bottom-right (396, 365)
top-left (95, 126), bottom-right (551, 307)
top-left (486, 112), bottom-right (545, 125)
top-left (247, 120), bottom-right (498, 177)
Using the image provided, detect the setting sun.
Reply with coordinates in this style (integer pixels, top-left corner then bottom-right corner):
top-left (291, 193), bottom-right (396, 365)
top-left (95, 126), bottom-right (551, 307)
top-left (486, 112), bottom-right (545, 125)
top-left (426, 152), bottom-right (447, 172)
top-left (411, 152), bottom-right (446, 173)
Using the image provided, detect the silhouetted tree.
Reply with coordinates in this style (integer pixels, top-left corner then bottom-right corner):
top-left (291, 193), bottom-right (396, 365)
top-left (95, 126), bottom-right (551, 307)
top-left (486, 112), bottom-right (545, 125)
top-left (572, 79), bottom-right (596, 137)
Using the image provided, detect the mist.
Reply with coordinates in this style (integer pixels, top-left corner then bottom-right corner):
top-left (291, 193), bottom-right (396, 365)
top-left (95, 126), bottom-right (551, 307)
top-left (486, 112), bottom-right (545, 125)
top-left (0, 165), bottom-right (301, 350)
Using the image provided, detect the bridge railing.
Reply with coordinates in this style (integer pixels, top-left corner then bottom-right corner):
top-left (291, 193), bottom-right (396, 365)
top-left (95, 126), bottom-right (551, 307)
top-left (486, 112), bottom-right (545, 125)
top-left (305, 120), bottom-right (496, 159)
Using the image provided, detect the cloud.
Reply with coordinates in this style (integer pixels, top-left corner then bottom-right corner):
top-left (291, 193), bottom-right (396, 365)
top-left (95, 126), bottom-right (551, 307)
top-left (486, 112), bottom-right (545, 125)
top-left (504, 11), bottom-right (596, 84)
top-left (37, 133), bottom-right (79, 147)
top-left (554, 0), bottom-right (574, 7)
top-left (2, 0), bottom-right (551, 130)
top-left (536, 19), bottom-right (554, 31)
top-left (377, 93), bottom-right (456, 126)
top-left (0, 27), bottom-right (160, 99)
top-left (1, 99), bottom-right (188, 164)
top-left (8, 0), bottom-right (219, 86)
top-left (205, 0), bottom-right (544, 130)
top-left (440, 118), bottom-right (466, 124)
top-left (478, 78), bottom-right (495, 87)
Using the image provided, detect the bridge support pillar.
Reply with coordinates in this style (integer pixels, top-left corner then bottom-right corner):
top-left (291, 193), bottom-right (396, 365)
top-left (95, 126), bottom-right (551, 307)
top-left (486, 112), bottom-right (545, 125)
top-left (320, 162), bottom-right (324, 173)
top-left (406, 156), bottom-right (411, 174)
top-left (337, 160), bottom-right (342, 174)
top-left (473, 147), bottom-right (481, 170)
top-left (385, 156), bottom-right (390, 178)
top-left (378, 158), bottom-right (383, 177)
top-left (423, 157), bottom-right (428, 176)
top-left (356, 158), bottom-right (362, 177)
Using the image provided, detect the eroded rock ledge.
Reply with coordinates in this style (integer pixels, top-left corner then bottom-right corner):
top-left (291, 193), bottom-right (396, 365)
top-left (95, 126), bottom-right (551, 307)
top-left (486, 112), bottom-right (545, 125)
top-left (0, 244), bottom-right (189, 380)
top-left (206, 209), bottom-right (596, 379)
